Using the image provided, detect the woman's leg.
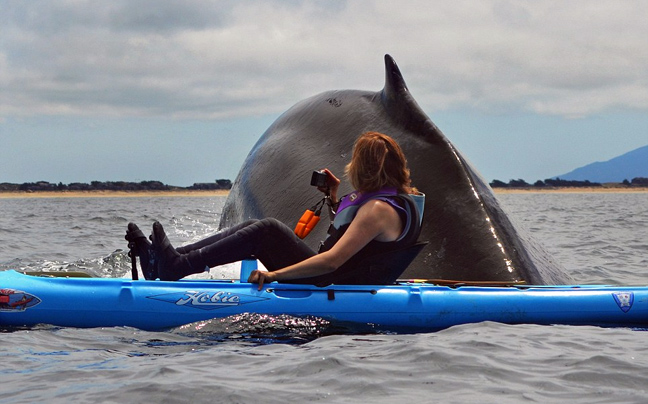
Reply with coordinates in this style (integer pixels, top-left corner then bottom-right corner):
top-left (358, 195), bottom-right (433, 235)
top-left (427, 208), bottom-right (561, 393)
top-left (152, 218), bottom-right (316, 281)
top-left (175, 220), bottom-right (260, 254)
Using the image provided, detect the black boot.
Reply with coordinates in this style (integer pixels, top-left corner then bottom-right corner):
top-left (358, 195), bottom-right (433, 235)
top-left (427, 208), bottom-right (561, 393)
top-left (151, 221), bottom-right (206, 281)
top-left (125, 222), bottom-right (158, 280)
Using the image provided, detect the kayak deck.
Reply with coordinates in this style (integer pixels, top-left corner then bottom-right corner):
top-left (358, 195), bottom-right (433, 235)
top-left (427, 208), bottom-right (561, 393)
top-left (1, 270), bottom-right (647, 332)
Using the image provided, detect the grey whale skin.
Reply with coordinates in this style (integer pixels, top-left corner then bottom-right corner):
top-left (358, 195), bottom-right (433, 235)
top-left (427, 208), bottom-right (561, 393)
top-left (220, 55), bottom-right (570, 285)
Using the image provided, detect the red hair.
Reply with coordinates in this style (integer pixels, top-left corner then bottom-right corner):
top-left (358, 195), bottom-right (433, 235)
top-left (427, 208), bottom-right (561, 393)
top-left (345, 132), bottom-right (415, 194)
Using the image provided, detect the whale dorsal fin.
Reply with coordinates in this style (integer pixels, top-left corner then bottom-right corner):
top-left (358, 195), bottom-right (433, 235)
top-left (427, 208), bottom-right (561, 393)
top-left (383, 54), bottom-right (409, 98)
top-left (381, 54), bottom-right (441, 137)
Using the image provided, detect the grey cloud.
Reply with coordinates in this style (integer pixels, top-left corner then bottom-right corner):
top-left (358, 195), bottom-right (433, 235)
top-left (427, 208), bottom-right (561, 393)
top-left (1, 1), bottom-right (231, 34)
top-left (2, 0), bottom-right (648, 120)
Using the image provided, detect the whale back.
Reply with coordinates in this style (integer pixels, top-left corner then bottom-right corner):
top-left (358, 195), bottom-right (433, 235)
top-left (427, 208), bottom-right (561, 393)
top-left (221, 55), bottom-right (570, 284)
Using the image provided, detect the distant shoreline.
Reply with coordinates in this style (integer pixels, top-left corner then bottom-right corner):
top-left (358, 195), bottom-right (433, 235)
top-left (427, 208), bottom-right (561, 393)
top-left (0, 189), bottom-right (230, 199)
top-left (1, 187), bottom-right (647, 199)
top-left (493, 186), bottom-right (648, 194)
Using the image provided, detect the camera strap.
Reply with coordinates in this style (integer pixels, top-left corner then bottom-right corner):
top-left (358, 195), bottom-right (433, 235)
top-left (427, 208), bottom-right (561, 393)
top-left (294, 196), bottom-right (328, 239)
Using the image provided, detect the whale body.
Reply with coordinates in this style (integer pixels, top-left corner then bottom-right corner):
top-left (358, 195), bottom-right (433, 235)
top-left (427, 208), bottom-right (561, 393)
top-left (220, 55), bottom-right (570, 285)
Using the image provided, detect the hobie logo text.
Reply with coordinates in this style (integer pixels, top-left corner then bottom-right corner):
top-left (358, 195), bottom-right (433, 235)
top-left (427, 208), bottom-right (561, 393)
top-left (176, 291), bottom-right (240, 307)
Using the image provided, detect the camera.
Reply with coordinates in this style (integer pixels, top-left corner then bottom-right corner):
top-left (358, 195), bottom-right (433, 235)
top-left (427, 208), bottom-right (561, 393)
top-left (310, 170), bottom-right (328, 188)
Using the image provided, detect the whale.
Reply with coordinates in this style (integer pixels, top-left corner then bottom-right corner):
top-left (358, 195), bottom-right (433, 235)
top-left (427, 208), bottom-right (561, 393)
top-left (220, 54), bottom-right (571, 285)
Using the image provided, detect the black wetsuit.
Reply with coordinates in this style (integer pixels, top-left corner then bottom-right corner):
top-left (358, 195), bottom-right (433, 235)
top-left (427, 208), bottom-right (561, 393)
top-left (178, 188), bottom-right (421, 285)
top-left (177, 218), bottom-right (316, 273)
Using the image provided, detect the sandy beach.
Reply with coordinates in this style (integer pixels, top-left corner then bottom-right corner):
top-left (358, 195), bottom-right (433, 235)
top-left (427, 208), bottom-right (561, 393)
top-left (1, 187), bottom-right (647, 199)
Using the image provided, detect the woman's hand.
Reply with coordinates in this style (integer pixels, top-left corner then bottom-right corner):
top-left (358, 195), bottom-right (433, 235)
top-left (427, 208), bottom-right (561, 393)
top-left (318, 168), bottom-right (340, 203)
top-left (248, 269), bottom-right (276, 291)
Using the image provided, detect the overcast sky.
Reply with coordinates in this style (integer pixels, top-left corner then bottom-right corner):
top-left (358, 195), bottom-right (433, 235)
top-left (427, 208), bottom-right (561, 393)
top-left (2, 0), bottom-right (647, 186)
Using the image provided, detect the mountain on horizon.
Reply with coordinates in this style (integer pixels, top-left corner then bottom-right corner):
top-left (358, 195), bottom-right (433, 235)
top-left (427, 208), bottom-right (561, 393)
top-left (555, 145), bottom-right (648, 183)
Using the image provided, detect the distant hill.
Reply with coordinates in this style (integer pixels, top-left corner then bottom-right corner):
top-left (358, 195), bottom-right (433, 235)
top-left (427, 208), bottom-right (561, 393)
top-left (555, 145), bottom-right (648, 183)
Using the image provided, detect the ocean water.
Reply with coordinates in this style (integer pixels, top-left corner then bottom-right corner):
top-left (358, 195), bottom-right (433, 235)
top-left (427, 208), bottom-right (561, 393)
top-left (1, 193), bottom-right (648, 403)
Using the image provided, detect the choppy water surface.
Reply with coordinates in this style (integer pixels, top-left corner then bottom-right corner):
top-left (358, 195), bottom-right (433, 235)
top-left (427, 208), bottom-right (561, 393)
top-left (1, 193), bottom-right (647, 403)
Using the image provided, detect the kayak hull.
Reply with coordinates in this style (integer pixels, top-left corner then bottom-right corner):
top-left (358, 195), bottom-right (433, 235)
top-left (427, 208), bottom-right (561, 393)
top-left (1, 270), bottom-right (647, 331)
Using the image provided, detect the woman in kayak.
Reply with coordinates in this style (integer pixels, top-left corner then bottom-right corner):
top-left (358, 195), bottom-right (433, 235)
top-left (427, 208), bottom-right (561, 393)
top-left (126, 131), bottom-right (422, 289)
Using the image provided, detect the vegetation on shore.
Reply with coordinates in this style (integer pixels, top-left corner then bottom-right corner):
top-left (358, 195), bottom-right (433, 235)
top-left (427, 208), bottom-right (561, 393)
top-left (0, 180), bottom-right (232, 193)
top-left (2, 177), bottom-right (648, 194)
top-left (489, 177), bottom-right (648, 189)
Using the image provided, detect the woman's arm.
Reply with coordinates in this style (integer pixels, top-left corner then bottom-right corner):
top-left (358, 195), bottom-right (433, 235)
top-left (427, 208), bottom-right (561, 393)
top-left (248, 200), bottom-right (403, 290)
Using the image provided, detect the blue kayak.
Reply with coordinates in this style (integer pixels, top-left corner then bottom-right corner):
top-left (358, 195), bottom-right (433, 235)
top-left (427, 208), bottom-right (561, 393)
top-left (1, 268), bottom-right (647, 332)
